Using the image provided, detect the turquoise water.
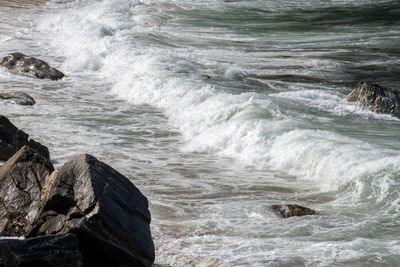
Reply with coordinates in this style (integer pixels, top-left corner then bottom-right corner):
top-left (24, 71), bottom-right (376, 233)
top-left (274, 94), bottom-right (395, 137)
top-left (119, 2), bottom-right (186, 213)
top-left (1, 0), bottom-right (400, 265)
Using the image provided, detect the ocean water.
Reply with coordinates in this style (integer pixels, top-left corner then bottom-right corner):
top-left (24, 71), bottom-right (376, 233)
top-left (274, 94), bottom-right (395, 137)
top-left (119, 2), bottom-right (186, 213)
top-left (1, 0), bottom-right (400, 266)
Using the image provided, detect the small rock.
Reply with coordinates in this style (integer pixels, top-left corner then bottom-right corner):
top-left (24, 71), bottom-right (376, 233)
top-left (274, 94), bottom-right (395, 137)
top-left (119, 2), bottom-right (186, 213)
top-left (225, 68), bottom-right (248, 81)
top-left (272, 204), bottom-right (316, 218)
top-left (347, 82), bottom-right (400, 118)
top-left (28, 154), bottom-right (155, 267)
top-left (200, 74), bottom-right (212, 80)
top-left (0, 115), bottom-right (50, 161)
top-left (0, 52), bottom-right (64, 80)
top-left (0, 146), bottom-right (54, 236)
top-left (0, 92), bottom-right (35, 106)
top-left (0, 234), bottom-right (82, 267)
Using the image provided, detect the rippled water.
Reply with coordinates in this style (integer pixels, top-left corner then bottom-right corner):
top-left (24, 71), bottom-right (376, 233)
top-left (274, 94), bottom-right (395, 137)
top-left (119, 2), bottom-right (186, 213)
top-left (1, 0), bottom-right (400, 266)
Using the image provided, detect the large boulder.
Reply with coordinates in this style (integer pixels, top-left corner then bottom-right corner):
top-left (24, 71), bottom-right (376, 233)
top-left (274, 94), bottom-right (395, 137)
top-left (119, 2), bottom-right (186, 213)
top-left (0, 146), bottom-right (54, 236)
top-left (28, 154), bottom-right (155, 267)
top-left (347, 82), bottom-right (400, 118)
top-left (0, 53), bottom-right (64, 81)
top-left (272, 204), bottom-right (315, 218)
top-left (0, 234), bottom-right (82, 267)
top-left (0, 115), bottom-right (49, 161)
top-left (0, 92), bottom-right (35, 106)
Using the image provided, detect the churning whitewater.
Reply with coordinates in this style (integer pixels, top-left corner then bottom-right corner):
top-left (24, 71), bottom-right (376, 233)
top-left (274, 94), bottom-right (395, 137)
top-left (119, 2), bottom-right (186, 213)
top-left (1, 0), bottom-right (400, 266)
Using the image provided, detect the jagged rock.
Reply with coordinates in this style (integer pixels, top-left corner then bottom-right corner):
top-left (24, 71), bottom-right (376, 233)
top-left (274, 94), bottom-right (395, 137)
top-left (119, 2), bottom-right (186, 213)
top-left (0, 53), bottom-right (64, 80)
top-left (272, 204), bottom-right (315, 218)
top-left (0, 234), bottom-right (82, 267)
top-left (0, 115), bottom-right (49, 161)
top-left (28, 154), bottom-right (155, 267)
top-left (347, 82), bottom-right (400, 118)
top-left (0, 146), bottom-right (54, 236)
top-left (0, 92), bottom-right (35, 106)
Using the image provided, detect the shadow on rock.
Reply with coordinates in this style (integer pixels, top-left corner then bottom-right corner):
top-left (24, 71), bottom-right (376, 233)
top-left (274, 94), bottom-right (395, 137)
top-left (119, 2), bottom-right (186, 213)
top-left (0, 115), bottom-right (49, 161)
top-left (0, 234), bottom-right (82, 267)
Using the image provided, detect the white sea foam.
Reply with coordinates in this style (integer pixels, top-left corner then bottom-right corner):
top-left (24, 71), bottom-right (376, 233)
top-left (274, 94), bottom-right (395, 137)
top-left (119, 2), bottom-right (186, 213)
top-left (25, 0), bottom-right (400, 265)
top-left (36, 0), bottom-right (400, 194)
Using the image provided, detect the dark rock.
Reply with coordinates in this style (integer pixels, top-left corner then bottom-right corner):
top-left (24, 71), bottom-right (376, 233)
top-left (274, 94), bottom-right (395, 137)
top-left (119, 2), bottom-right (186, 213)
top-left (272, 204), bottom-right (315, 218)
top-left (347, 82), bottom-right (400, 118)
top-left (28, 154), bottom-right (155, 267)
top-left (0, 53), bottom-right (64, 80)
top-left (0, 234), bottom-right (82, 267)
top-left (200, 74), bottom-right (212, 80)
top-left (0, 115), bottom-right (50, 161)
top-left (0, 92), bottom-right (35, 106)
top-left (0, 146), bottom-right (54, 236)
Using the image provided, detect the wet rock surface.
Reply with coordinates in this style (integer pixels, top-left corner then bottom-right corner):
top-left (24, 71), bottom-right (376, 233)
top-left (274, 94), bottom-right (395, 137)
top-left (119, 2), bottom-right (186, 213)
top-left (0, 92), bottom-right (35, 106)
top-left (0, 146), bottom-right (54, 236)
top-left (0, 115), bottom-right (155, 266)
top-left (0, 234), bottom-right (82, 267)
top-left (347, 82), bottom-right (400, 118)
top-left (28, 154), bottom-right (155, 267)
top-left (0, 115), bottom-right (50, 161)
top-left (272, 204), bottom-right (316, 218)
top-left (0, 52), bottom-right (64, 80)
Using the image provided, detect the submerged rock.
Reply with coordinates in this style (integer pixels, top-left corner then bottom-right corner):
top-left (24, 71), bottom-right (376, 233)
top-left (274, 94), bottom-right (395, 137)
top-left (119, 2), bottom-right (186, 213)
top-left (0, 52), bottom-right (64, 80)
top-left (0, 92), bottom-right (35, 106)
top-left (225, 68), bottom-right (248, 81)
top-left (28, 154), bottom-right (155, 267)
top-left (0, 115), bottom-right (50, 161)
top-left (0, 234), bottom-right (82, 267)
top-left (0, 146), bottom-right (54, 236)
top-left (272, 204), bottom-right (315, 218)
top-left (347, 82), bottom-right (400, 118)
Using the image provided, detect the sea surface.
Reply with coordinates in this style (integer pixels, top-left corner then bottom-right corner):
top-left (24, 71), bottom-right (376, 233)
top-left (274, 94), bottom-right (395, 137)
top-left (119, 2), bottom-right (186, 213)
top-left (1, 0), bottom-right (400, 266)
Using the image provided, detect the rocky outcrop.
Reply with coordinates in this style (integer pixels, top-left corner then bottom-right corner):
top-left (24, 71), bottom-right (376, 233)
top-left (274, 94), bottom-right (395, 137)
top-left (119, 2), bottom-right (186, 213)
top-left (0, 92), bottom-right (35, 106)
top-left (27, 154), bottom-right (155, 267)
top-left (0, 53), bottom-right (64, 80)
top-left (272, 205), bottom-right (315, 218)
top-left (0, 115), bottom-right (49, 161)
top-left (0, 234), bottom-right (82, 267)
top-left (0, 146), bottom-right (54, 236)
top-left (0, 115), bottom-right (154, 266)
top-left (347, 82), bottom-right (400, 118)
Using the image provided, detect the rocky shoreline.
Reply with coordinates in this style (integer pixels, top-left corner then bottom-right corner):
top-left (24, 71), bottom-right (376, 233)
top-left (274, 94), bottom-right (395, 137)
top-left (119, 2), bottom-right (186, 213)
top-left (1, 50), bottom-right (399, 266)
top-left (0, 115), bottom-right (154, 266)
top-left (0, 52), bottom-right (155, 267)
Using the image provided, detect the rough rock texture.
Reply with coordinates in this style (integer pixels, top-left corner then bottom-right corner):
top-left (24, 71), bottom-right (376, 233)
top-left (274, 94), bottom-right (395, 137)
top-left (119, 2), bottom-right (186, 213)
top-left (0, 53), bottom-right (64, 80)
top-left (28, 154), bottom-right (155, 267)
top-left (272, 205), bottom-right (315, 218)
top-left (0, 146), bottom-right (54, 236)
top-left (347, 82), bottom-right (400, 118)
top-left (0, 92), bottom-right (35, 106)
top-left (0, 234), bottom-right (82, 267)
top-left (0, 115), bottom-right (49, 161)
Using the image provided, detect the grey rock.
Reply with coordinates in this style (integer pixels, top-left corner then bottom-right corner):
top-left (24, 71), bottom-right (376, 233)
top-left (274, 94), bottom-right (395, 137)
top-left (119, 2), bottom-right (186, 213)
top-left (0, 234), bottom-right (82, 267)
top-left (0, 115), bottom-right (50, 161)
top-left (0, 53), bottom-right (64, 80)
top-left (28, 154), bottom-right (155, 267)
top-left (272, 204), bottom-right (316, 218)
top-left (0, 146), bottom-right (54, 236)
top-left (347, 82), bottom-right (400, 118)
top-left (0, 92), bottom-right (35, 106)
